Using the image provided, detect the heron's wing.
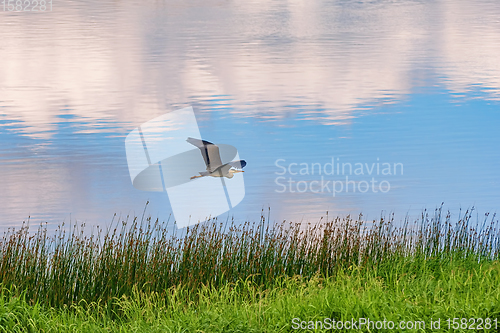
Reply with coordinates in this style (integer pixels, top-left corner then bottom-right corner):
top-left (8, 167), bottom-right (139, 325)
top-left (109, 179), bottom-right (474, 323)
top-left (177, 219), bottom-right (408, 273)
top-left (227, 160), bottom-right (246, 169)
top-left (186, 137), bottom-right (223, 172)
top-left (214, 163), bottom-right (233, 176)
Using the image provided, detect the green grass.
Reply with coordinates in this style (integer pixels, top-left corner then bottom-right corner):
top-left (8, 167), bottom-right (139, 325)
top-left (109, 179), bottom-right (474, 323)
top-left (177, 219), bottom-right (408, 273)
top-left (1, 257), bottom-right (499, 332)
top-left (0, 205), bottom-right (499, 331)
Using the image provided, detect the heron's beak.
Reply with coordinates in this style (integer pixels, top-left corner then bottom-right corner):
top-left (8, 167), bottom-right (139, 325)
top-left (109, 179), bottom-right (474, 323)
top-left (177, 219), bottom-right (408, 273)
top-left (234, 170), bottom-right (244, 173)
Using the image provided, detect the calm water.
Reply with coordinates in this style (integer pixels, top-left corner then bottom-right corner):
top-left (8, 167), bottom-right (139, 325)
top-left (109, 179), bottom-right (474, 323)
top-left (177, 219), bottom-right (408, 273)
top-left (1, 0), bottom-right (499, 229)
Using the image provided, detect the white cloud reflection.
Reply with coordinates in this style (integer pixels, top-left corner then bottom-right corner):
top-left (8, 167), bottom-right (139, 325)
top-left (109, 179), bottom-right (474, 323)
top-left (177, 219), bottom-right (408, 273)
top-left (0, 0), bottom-right (499, 138)
top-left (0, 0), bottom-right (499, 227)
top-left (439, 0), bottom-right (500, 99)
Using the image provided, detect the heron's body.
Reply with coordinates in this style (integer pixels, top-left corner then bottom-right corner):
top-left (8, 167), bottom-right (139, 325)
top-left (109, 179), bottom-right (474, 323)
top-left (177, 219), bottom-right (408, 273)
top-left (187, 137), bottom-right (246, 180)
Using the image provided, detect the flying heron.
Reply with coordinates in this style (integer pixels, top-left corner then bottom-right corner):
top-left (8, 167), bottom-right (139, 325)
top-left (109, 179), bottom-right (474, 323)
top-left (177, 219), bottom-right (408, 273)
top-left (187, 137), bottom-right (246, 180)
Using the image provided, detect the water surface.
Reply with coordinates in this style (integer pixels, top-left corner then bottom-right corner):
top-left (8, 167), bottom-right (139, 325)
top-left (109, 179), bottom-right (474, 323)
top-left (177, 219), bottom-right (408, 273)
top-left (1, 0), bottom-right (499, 229)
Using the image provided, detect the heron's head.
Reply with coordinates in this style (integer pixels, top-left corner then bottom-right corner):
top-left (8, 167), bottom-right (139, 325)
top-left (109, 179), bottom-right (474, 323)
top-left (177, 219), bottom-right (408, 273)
top-left (228, 169), bottom-right (244, 176)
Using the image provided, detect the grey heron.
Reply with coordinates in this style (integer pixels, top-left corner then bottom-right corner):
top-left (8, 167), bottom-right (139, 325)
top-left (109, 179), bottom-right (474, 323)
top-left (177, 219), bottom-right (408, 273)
top-left (187, 137), bottom-right (246, 180)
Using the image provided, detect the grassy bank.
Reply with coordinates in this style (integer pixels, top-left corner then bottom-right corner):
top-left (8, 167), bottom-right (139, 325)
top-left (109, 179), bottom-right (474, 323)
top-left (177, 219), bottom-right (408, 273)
top-left (0, 206), bottom-right (499, 331)
top-left (1, 257), bottom-right (499, 332)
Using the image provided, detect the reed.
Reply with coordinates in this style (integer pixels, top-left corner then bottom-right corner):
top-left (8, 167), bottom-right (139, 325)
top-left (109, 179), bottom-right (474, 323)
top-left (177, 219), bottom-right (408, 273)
top-left (0, 204), bottom-right (498, 309)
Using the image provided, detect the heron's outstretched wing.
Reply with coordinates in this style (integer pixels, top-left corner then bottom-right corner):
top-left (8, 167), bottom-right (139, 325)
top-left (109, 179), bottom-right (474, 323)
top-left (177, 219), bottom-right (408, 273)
top-left (227, 160), bottom-right (246, 169)
top-left (186, 137), bottom-right (223, 172)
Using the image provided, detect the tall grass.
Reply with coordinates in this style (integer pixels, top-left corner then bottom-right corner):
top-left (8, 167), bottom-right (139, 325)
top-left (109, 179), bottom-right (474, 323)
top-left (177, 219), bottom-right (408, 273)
top-left (2, 260), bottom-right (499, 332)
top-left (0, 204), bottom-right (498, 309)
